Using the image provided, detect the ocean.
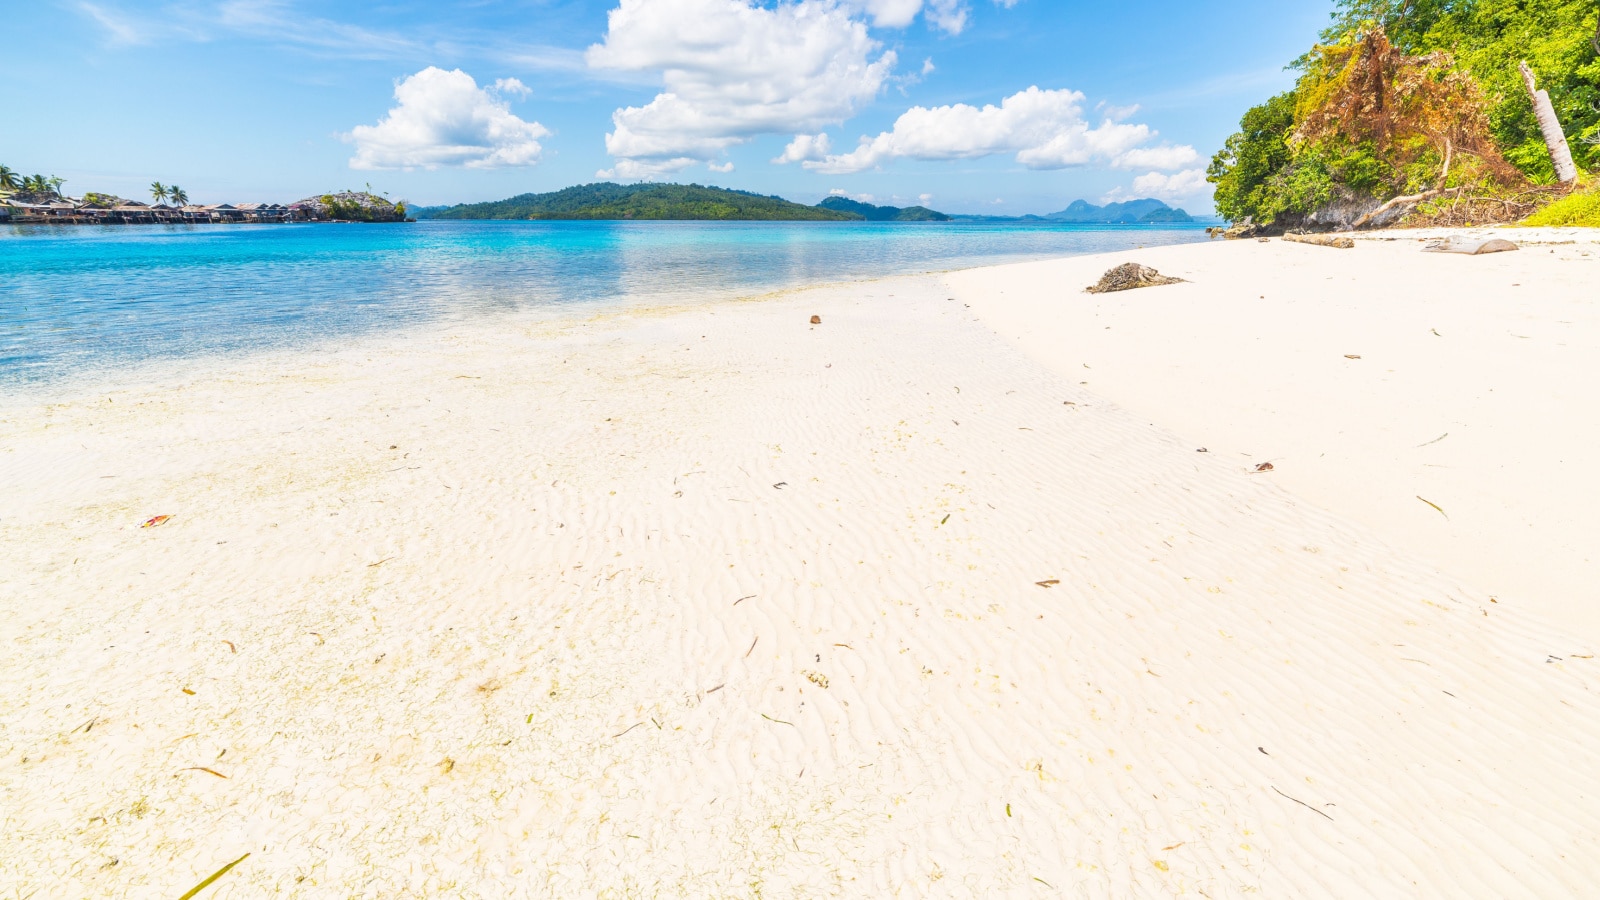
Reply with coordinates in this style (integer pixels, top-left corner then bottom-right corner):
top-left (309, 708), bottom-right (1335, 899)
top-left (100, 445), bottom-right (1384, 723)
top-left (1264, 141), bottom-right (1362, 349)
top-left (0, 220), bottom-right (1209, 389)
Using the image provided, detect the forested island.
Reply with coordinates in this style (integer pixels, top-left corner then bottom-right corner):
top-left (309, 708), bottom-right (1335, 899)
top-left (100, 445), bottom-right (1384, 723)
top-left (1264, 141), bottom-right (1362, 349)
top-left (418, 182), bottom-right (1198, 224)
top-left (420, 183), bottom-right (858, 221)
top-left (1206, 0), bottom-right (1600, 231)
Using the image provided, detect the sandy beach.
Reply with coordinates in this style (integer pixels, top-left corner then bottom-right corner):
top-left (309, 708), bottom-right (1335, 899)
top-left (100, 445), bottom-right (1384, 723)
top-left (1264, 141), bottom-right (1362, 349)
top-left (5, 237), bottom-right (1600, 897)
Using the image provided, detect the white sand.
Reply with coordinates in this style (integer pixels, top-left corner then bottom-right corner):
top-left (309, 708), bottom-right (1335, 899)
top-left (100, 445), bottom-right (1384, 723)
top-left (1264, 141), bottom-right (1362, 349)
top-left (952, 235), bottom-right (1600, 639)
top-left (3, 248), bottom-right (1599, 897)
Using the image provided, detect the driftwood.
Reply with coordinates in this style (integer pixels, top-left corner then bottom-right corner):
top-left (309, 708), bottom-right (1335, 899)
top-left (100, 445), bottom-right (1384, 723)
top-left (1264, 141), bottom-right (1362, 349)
top-left (1519, 61), bottom-right (1578, 184)
top-left (1284, 232), bottom-right (1355, 249)
top-left (1424, 237), bottom-right (1519, 255)
top-left (1085, 263), bottom-right (1185, 294)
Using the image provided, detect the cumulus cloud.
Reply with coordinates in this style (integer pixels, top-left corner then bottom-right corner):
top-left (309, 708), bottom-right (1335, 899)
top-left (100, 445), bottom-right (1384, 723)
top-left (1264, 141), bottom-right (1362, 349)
top-left (773, 133), bottom-right (835, 165)
top-left (808, 86), bottom-right (1168, 174)
top-left (1114, 145), bottom-right (1201, 170)
top-left (844, 0), bottom-right (968, 33)
top-left (1114, 168), bottom-right (1211, 202)
top-left (586, 0), bottom-right (901, 178)
top-left (346, 67), bottom-right (549, 170)
top-left (707, 161), bottom-right (736, 173)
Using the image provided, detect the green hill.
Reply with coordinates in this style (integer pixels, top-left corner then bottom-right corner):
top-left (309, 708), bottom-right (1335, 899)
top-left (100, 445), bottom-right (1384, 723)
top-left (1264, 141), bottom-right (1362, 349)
top-left (422, 183), bottom-right (859, 221)
top-left (815, 196), bottom-right (951, 221)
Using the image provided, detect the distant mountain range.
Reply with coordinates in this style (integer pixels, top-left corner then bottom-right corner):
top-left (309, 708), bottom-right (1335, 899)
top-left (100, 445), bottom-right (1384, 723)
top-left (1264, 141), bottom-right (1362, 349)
top-left (417, 183), bottom-right (1196, 224)
top-left (949, 199), bottom-right (1195, 224)
top-left (1045, 198), bottom-right (1194, 223)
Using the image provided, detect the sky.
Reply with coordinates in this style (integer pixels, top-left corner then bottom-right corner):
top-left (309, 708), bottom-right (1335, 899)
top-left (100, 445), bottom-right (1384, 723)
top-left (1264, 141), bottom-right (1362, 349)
top-left (1, 1), bottom-right (1331, 215)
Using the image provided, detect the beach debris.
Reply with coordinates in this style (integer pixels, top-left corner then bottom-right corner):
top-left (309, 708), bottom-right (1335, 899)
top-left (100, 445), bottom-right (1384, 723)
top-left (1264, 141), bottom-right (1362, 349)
top-left (1417, 433), bottom-right (1449, 447)
top-left (1344, 354), bottom-right (1362, 359)
top-left (1425, 237), bottom-right (1519, 255)
top-left (175, 852), bottom-right (250, 900)
top-left (1197, 447), bottom-right (1209, 453)
top-left (1255, 462), bottom-right (1275, 472)
top-left (733, 594), bottom-right (756, 606)
top-left (439, 757), bottom-right (455, 774)
top-left (1417, 495), bottom-right (1448, 518)
top-left (760, 713), bottom-right (796, 727)
top-left (221, 640), bottom-right (236, 653)
top-left (1284, 232), bottom-right (1355, 249)
top-left (180, 767), bottom-right (227, 779)
top-left (810, 315), bottom-right (822, 324)
top-left (1272, 785), bottom-right (1334, 821)
top-left (1086, 263), bottom-right (1186, 294)
top-left (1035, 579), bottom-right (1060, 588)
top-left (140, 515), bottom-right (172, 528)
top-left (804, 670), bottom-right (830, 689)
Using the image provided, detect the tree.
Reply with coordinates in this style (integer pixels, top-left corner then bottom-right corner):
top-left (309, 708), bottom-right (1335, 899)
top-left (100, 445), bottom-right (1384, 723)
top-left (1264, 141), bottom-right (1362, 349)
top-left (25, 174), bottom-right (50, 194)
top-left (168, 185), bottom-right (189, 206)
top-left (47, 176), bottom-right (66, 197)
top-left (0, 165), bottom-right (18, 192)
top-left (150, 181), bottom-right (168, 205)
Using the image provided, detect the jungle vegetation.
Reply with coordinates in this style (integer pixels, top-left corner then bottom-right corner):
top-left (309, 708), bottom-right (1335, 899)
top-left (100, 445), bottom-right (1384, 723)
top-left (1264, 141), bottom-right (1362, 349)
top-left (1208, 0), bottom-right (1600, 228)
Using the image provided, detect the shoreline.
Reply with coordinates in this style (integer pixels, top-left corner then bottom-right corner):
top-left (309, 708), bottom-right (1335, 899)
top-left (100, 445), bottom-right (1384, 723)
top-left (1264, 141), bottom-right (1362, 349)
top-left (4, 237), bottom-right (1600, 895)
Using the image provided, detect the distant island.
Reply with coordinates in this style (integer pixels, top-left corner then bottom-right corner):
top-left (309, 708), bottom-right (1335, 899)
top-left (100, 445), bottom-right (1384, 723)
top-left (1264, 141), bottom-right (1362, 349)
top-left (420, 183), bottom-right (857, 221)
top-left (419, 182), bottom-right (1195, 224)
top-left (947, 199), bottom-right (1196, 225)
top-left (815, 196), bottom-right (951, 221)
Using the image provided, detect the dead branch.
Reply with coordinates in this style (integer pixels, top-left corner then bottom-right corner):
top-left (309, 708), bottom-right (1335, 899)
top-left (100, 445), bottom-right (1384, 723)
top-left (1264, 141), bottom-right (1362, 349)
top-left (1352, 138), bottom-right (1453, 229)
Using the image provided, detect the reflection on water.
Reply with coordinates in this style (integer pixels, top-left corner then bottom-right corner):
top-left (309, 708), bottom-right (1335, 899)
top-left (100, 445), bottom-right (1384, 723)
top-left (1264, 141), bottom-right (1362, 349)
top-left (0, 220), bottom-right (1208, 387)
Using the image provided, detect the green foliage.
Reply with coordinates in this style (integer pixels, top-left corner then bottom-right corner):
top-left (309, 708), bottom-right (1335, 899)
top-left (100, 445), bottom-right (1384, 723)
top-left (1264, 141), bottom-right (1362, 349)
top-left (426, 183), bottom-right (861, 221)
top-left (1211, 0), bottom-right (1599, 224)
top-left (1207, 91), bottom-right (1300, 223)
top-left (1521, 183), bottom-right (1600, 225)
top-left (1320, 0), bottom-right (1600, 178)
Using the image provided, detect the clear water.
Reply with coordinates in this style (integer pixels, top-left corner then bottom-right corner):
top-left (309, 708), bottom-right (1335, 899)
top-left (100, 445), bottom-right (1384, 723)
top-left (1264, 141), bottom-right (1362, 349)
top-left (0, 220), bottom-right (1208, 389)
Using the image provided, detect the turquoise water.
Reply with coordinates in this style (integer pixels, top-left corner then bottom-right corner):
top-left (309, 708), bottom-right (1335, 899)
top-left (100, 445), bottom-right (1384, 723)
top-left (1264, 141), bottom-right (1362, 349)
top-left (0, 220), bottom-right (1208, 388)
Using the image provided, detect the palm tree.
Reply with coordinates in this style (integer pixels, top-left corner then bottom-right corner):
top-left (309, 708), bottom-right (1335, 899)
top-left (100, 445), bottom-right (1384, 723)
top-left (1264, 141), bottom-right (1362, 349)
top-left (47, 176), bottom-right (65, 198)
top-left (168, 185), bottom-right (188, 207)
top-left (26, 174), bottom-right (49, 194)
top-left (0, 165), bottom-right (18, 192)
top-left (150, 181), bottom-right (168, 205)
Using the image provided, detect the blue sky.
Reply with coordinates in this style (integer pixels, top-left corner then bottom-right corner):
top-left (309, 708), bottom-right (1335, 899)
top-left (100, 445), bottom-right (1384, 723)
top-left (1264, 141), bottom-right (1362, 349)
top-left (1, 1), bottom-right (1329, 214)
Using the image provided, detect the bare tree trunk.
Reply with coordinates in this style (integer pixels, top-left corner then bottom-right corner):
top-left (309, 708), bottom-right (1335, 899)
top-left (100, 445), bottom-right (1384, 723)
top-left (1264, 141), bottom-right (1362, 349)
top-left (1519, 61), bottom-right (1578, 184)
top-left (1351, 139), bottom-right (1454, 229)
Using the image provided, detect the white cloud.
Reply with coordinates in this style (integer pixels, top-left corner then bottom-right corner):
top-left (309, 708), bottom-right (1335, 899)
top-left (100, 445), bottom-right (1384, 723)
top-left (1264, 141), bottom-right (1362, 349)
top-left (585, 0), bottom-right (897, 178)
top-left (1120, 168), bottom-right (1211, 202)
top-left (844, 0), bottom-right (967, 33)
top-left (1096, 101), bottom-right (1141, 122)
top-left (492, 77), bottom-right (532, 99)
top-left (808, 86), bottom-right (1161, 174)
top-left (707, 161), bottom-right (735, 173)
top-left (346, 67), bottom-right (550, 170)
top-left (597, 157), bottom-right (698, 180)
top-left (1114, 145), bottom-right (1201, 170)
top-left (773, 133), bottom-right (834, 165)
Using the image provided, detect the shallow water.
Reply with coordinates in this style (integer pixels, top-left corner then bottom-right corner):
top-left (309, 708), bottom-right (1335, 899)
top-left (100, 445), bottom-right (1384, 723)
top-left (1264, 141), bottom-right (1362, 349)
top-left (0, 219), bottom-right (1208, 389)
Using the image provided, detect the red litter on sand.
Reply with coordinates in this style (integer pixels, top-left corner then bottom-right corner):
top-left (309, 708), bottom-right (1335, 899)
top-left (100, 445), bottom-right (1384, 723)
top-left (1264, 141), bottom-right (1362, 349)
top-left (140, 515), bottom-right (173, 528)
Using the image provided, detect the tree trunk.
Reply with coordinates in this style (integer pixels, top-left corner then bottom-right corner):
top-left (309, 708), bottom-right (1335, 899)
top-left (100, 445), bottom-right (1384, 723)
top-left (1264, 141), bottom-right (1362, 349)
top-left (1519, 61), bottom-right (1578, 184)
top-left (1350, 139), bottom-right (1454, 229)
